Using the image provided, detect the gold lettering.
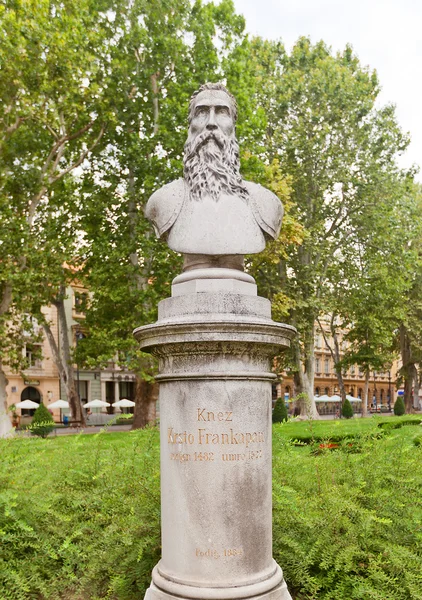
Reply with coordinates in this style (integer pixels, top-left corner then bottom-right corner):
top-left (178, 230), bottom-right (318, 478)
top-left (197, 408), bottom-right (233, 422)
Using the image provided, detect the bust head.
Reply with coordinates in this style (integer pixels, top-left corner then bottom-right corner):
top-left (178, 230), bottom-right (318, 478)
top-left (188, 83), bottom-right (237, 139)
top-left (184, 83), bottom-right (247, 202)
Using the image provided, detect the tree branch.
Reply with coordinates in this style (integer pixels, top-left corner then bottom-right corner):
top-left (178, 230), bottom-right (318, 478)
top-left (49, 124), bottom-right (105, 184)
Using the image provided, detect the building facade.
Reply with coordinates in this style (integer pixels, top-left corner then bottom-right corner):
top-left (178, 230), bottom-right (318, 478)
top-left (275, 322), bottom-right (399, 414)
top-left (5, 284), bottom-right (137, 423)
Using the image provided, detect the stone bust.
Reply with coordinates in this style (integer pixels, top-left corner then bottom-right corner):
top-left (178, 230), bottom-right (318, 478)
top-left (145, 82), bottom-right (283, 271)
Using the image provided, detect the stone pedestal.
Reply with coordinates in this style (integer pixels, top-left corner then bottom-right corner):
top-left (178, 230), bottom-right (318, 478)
top-left (134, 269), bottom-right (295, 600)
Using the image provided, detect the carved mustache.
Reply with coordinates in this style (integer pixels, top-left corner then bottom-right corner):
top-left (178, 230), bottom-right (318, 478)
top-left (188, 129), bottom-right (226, 157)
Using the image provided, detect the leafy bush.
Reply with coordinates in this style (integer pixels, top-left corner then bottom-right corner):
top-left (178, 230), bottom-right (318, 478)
top-left (378, 418), bottom-right (422, 431)
top-left (272, 398), bottom-right (288, 423)
top-left (30, 403), bottom-right (55, 438)
top-left (341, 398), bottom-right (354, 419)
top-left (1, 424), bottom-right (422, 599)
top-left (0, 428), bottom-right (160, 599)
top-left (394, 396), bottom-right (405, 415)
top-left (273, 428), bottom-right (422, 599)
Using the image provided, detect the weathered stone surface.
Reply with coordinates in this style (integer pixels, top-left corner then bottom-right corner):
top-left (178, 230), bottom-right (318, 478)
top-left (134, 285), bottom-right (294, 600)
top-left (144, 83), bottom-right (283, 268)
top-left (136, 82), bottom-right (294, 600)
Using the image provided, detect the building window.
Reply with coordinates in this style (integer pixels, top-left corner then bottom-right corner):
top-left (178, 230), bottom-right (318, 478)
top-left (324, 358), bottom-right (330, 374)
top-left (350, 365), bottom-right (355, 376)
top-left (74, 291), bottom-right (88, 314)
top-left (315, 357), bottom-right (321, 373)
top-left (315, 387), bottom-right (320, 396)
top-left (324, 387), bottom-right (330, 395)
top-left (25, 344), bottom-right (42, 369)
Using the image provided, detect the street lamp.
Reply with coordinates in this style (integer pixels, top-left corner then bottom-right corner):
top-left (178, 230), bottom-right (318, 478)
top-left (388, 370), bottom-right (392, 412)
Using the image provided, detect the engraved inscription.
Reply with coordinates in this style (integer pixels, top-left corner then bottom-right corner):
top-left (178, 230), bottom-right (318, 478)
top-left (195, 547), bottom-right (244, 559)
top-left (166, 407), bottom-right (265, 464)
top-left (197, 408), bottom-right (233, 422)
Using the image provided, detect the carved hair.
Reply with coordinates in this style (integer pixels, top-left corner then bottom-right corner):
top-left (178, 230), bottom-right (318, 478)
top-left (183, 129), bottom-right (248, 202)
top-left (188, 82), bottom-right (238, 124)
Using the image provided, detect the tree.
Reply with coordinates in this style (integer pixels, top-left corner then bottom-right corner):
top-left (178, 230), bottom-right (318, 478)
top-left (30, 402), bottom-right (55, 438)
top-left (238, 37), bottom-right (411, 418)
top-left (341, 398), bottom-right (353, 419)
top-left (394, 396), bottom-right (405, 416)
top-left (272, 398), bottom-right (288, 423)
top-left (76, 0), bottom-right (249, 427)
top-left (395, 183), bottom-right (422, 412)
top-left (0, 0), bottom-right (122, 424)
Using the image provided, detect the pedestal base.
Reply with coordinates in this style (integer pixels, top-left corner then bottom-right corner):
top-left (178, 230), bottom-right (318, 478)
top-left (135, 273), bottom-right (295, 600)
top-left (145, 572), bottom-right (292, 600)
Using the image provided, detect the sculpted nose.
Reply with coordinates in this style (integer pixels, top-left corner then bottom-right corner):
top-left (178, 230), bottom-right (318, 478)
top-left (206, 109), bottom-right (217, 130)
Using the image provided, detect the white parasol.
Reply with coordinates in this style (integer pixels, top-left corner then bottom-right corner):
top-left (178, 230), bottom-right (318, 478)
top-left (48, 399), bottom-right (69, 409)
top-left (16, 400), bottom-right (40, 409)
top-left (83, 399), bottom-right (110, 408)
top-left (112, 399), bottom-right (136, 408)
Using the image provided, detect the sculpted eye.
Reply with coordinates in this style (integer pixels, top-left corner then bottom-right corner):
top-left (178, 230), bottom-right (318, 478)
top-left (217, 106), bottom-right (230, 116)
top-left (195, 107), bottom-right (208, 117)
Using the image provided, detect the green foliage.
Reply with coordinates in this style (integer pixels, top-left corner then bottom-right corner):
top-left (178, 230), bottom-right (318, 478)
top-left (272, 425), bottom-right (422, 599)
top-left (272, 398), bottom-right (288, 423)
top-left (1, 423), bottom-right (422, 599)
top-left (341, 398), bottom-right (354, 419)
top-left (394, 396), bottom-right (406, 416)
top-left (30, 403), bottom-right (54, 438)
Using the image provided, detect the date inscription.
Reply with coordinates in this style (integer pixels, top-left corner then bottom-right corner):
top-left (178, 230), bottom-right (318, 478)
top-left (196, 547), bottom-right (244, 559)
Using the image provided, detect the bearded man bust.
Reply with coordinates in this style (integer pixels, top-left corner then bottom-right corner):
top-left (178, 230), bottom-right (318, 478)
top-left (145, 83), bottom-right (283, 272)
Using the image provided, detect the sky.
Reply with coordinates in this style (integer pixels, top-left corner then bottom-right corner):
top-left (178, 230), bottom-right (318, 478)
top-left (232, 0), bottom-right (422, 179)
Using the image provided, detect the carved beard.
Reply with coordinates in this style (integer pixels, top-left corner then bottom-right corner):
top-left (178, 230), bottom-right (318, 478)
top-left (183, 130), bottom-right (249, 202)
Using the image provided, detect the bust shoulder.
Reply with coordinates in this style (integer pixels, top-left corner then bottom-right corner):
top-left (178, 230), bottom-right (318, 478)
top-left (145, 178), bottom-right (186, 238)
top-left (244, 181), bottom-right (284, 240)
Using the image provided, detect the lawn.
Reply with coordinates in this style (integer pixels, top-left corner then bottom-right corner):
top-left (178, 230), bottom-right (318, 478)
top-left (1, 418), bottom-right (422, 599)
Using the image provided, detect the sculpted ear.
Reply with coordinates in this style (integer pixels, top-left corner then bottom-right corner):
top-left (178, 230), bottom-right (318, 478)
top-left (245, 182), bottom-right (284, 239)
top-left (145, 180), bottom-right (186, 238)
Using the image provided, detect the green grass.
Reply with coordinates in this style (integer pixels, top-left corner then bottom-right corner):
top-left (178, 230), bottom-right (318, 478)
top-left (273, 415), bottom-right (422, 443)
top-left (1, 419), bottom-right (422, 599)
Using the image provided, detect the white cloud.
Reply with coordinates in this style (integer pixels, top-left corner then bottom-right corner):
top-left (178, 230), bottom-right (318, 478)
top-left (233, 0), bottom-right (422, 178)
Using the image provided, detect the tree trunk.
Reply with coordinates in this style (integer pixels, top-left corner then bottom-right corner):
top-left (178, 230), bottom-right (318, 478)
top-left (43, 293), bottom-right (86, 425)
top-left (362, 370), bottom-right (369, 417)
top-left (400, 324), bottom-right (414, 413)
top-left (291, 330), bottom-right (319, 419)
top-left (132, 375), bottom-right (158, 429)
top-left (0, 365), bottom-right (13, 437)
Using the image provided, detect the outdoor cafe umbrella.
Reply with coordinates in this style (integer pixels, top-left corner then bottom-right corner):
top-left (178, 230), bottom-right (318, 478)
top-left (112, 398), bottom-right (135, 414)
top-left (112, 399), bottom-right (135, 408)
top-left (83, 399), bottom-right (110, 408)
top-left (15, 400), bottom-right (40, 409)
top-left (48, 399), bottom-right (69, 422)
top-left (346, 395), bottom-right (361, 403)
top-left (48, 399), bottom-right (69, 409)
top-left (314, 394), bottom-right (331, 402)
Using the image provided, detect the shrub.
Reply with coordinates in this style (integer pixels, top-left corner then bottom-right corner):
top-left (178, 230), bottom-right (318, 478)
top-left (30, 403), bottom-right (55, 438)
top-left (394, 396), bottom-right (405, 416)
top-left (341, 398), bottom-right (353, 419)
top-left (272, 398), bottom-right (288, 423)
